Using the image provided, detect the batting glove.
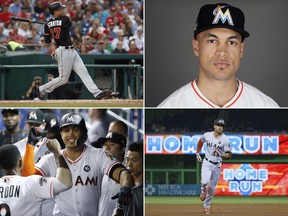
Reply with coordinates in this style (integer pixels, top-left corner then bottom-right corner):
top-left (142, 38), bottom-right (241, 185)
top-left (111, 186), bottom-right (132, 206)
top-left (196, 153), bottom-right (202, 163)
top-left (27, 127), bottom-right (45, 146)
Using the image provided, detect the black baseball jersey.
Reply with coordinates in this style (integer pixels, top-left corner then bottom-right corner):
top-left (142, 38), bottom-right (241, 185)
top-left (44, 15), bottom-right (72, 47)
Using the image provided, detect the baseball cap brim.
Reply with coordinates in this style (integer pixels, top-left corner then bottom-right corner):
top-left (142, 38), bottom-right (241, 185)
top-left (194, 25), bottom-right (249, 40)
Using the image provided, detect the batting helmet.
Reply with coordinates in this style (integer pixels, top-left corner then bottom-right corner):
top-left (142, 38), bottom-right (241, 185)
top-left (49, 1), bottom-right (66, 15)
top-left (60, 113), bottom-right (87, 145)
top-left (214, 118), bottom-right (225, 126)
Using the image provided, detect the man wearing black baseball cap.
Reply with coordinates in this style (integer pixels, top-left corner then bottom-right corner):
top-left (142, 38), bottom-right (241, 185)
top-left (159, 3), bottom-right (278, 108)
top-left (0, 109), bottom-right (26, 145)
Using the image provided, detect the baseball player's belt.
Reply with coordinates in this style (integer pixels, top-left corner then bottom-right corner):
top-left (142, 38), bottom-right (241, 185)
top-left (205, 157), bottom-right (219, 165)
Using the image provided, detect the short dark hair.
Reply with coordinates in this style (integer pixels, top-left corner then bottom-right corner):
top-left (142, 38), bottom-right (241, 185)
top-left (0, 144), bottom-right (21, 170)
top-left (128, 142), bottom-right (143, 160)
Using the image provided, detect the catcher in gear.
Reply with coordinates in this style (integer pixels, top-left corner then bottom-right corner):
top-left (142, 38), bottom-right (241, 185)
top-left (196, 118), bottom-right (231, 214)
top-left (38, 1), bottom-right (112, 100)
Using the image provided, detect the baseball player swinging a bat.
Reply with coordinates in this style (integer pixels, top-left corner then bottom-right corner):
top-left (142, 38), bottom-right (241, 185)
top-left (0, 139), bottom-right (72, 216)
top-left (196, 118), bottom-right (232, 214)
top-left (37, 1), bottom-right (112, 100)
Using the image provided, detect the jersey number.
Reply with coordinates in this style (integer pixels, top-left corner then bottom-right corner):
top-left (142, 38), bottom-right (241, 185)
top-left (49, 27), bottom-right (61, 39)
top-left (0, 203), bottom-right (11, 216)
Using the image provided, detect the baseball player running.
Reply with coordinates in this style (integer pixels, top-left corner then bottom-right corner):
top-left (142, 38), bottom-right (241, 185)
top-left (38, 1), bottom-right (111, 100)
top-left (196, 118), bottom-right (232, 214)
top-left (29, 112), bottom-right (133, 216)
top-left (0, 140), bottom-right (72, 216)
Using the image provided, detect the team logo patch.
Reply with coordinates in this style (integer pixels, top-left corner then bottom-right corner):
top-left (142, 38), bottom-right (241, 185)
top-left (39, 177), bottom-right (47, 186)
top-left (29, 111), bottom-right (38, 120)
top-left (83, 165), bottom-right (91, 172)
top-left (212, 5), bottom-right (234, 26)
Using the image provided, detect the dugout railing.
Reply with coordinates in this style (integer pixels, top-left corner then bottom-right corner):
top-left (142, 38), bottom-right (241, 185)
top-left (0, 64), bottom-right (143, 100)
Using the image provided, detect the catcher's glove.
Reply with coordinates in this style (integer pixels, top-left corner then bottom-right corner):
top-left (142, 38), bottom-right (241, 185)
top-left (43, 33), bottom-right (52, 44)
top-left (111, 186), bottom-right (132, 206)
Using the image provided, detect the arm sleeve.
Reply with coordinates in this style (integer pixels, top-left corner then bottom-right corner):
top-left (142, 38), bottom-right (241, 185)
top-left (35, 155), bottom-right (54, 177)
top-left (21, 144), bottom-right (36, 176)
top-left (200, 133), bottom-right (206, 143)
top-left (224, 138), bottom-right (231, 152)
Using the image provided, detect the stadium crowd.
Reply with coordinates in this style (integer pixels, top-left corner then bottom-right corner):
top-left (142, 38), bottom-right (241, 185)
top-left (0, 0), bottom-right (144, 54)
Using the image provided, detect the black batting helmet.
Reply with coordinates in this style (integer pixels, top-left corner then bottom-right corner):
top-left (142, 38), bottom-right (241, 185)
top-left (49, 1), bottom-right (66, 15)
top-left (214, 118), bottom-right (225, 126)
top-left (60, 113), bottom-right (87, 145)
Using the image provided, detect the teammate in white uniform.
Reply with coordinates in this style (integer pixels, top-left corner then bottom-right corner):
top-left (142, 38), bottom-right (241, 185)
top-left (97, 130), bottom-right (127, 216)
top-left (34, 113), bottom-right (133, 216)
top-left (0, 139), bottom-right (72, 216)
top-left (158, 79), bottom-right (279, 108)
top-left (158, 3), bottom-right (279, 108)
top-left (196, 118), bottom-right (231, 215)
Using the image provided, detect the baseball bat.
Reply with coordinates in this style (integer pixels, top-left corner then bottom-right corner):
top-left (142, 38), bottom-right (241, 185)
top-left (11, 16), bottom-right (45, 25)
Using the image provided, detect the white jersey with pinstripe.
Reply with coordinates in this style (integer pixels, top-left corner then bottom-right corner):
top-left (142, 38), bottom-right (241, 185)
top-left (35, 145), bottom-right (120, 216)
top-left (158, 79), bottom-right (279, 108)
top-left (0, 175), bottom-right (55, 216)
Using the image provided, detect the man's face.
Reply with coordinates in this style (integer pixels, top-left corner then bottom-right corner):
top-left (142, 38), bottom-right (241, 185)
top-left (192, 28), bottom-right (244, 81)
top-left (214, 124), bottom-right (224, 133)
top-left (60, 125), bottom-right (82, 147)
top-left (126, 151), bottom-right (143, 178)
top-left (2, 112), bottom-right (20, 131)
top-left (103, 140), bottom-right (124, 160)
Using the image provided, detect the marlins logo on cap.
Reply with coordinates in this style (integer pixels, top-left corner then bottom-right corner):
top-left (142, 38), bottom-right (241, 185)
top-left (194, 3), bottom-right (249, 41)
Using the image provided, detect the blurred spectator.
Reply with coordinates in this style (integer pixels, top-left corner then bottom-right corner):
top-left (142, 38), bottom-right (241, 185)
top-left (88, 0), bottom-right (98, 14)
top-left (103, 36), bottom-right (113, 52)
top-left (89, 40), bottom-right (111, 54)
top-left (134, 25), bottom-right (143, 51)
top-left (86, 109), bottom-right (109, 146)
top-left (0, 4), bottom-right (13, 25)
top-left (0, 109), bottom-right (26, 145)
top-left (103, 0), bottom-right (111, 11)
top-left (33, 0), bottom-right (46, 13)
top-left (8, 0), bottom-right (22, 15)
top-left (81, 35), bottom-right (94, 52)
top-left (23, 35), bottom-right (35, 50)
top-left (79, 44), bottom-right (89, 54)
top-left (31, 26), bottom-right (41, 44)
top-left (111, 29), bottom-right (129, 51)
top-left (80, 0), bottom-right (88, 11)
top-left (128, 39), bottom-right (140, 54)
top-left (93, 4), bottom-right (109, 27)
top-left (25, 76), bottom-right (42, 99)
top-left (106, 20), bottom-right (117, 39)
top-left (7, 30), bottom-right (24, 43)
top-left (106, 6), bottom-right (123, 27)
top-left (71, 25), bottom-right (82, 42)
top-left (112, 41), bottom-right (127, 54)
top-left (0, 25), bottom-right (8, 41)
top-left (18, 22), bottom-right (31, 38)
top-left (16, 6), bottom-right (30, 19)
top-left (22, 0), bottom-right (33, 13)
top-left (122, 0), bottom-right (136, 24)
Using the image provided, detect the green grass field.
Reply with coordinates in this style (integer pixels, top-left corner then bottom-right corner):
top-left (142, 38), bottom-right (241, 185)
top-left (145, 196), bottom-right (288, 205)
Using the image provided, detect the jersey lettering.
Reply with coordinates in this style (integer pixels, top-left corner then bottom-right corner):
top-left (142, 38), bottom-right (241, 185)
top-left (75, 176), bottom-right (98, 186)
top-left (47, 20), bottom-right (62, 28)
top-left (0, 185), bottom-right (20, 198)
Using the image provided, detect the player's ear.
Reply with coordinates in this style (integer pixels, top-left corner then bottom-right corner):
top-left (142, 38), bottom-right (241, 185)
top-left (240, 42), bottom-right (244, 59)
top-left (192, 38), bottom-right (199, 57)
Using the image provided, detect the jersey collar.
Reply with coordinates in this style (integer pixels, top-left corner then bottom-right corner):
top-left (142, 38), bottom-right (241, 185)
top-left (191, 79), bottom-right (244, 107)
